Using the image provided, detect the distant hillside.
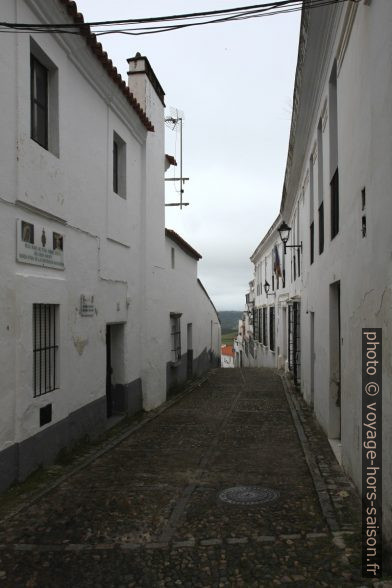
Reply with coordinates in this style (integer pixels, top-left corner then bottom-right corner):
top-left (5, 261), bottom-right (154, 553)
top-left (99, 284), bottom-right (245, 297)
top-left (218, 311), bottom-right (243, 334)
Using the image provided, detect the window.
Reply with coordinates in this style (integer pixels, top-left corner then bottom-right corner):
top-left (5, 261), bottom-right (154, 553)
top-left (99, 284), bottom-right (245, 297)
top-left (113, 132), bottom-right (126, 197)
top-left (331, 167), bottom-right (339, 239)
top-left (30, 40), bottom-right (59, 155)
top-left (310, 222), bottom-right (314, 264)
top-left (293, 254), bottom-right (296, 281)
top-left (171, 247), bottom-right (175, 269)
top-left (31, 55), bottom-right (48, 149)
top-left (262, 307), bottom-right (268, 346)
top-left (254, 308), bottom-right (260, 342)
top-left (269, 306), bottom-right (275, 351)
top-left (33, 304), bottom-right (58, 397)
top-left (170, 313), bottom-right (181, 362)
top-left (361, 187), bottom-right (367, 238)
top-left (297, 248), bottom-right (301, 277)
top-left (319, 202), bottom-right (324, 254)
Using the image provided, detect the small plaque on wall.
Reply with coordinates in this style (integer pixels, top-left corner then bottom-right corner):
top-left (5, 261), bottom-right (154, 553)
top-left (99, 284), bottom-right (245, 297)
top-left (80, 295), bottom-right (95, 317)
top-left (16, 219), bottom-right (64, 270)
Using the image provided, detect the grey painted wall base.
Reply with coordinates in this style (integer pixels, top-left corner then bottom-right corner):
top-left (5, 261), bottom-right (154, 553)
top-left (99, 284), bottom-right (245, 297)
top-left (166, 348), bottom-right (219, 394)
top-left (111, 378), bottom-right (143, 416)
top-left (0, 395), bottom-right (107, 492)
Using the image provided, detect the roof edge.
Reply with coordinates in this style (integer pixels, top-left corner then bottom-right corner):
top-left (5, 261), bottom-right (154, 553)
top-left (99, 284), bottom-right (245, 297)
top-left (59, 0), bottom-right (154, 132)
top-left (165, 228), bottom-right (202, 261)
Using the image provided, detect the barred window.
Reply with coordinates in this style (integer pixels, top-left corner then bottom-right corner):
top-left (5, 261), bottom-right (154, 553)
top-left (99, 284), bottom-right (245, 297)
top-left (262, 307), bottom-right (268, 346)
top-left (170, 313), bottom-right (181, 362)
top-left (33, 304), bottom-right (58, 397)
top-left (269, 306), bottom-right (275, 351)
top-left (254, 308), bottom-right (259, 342)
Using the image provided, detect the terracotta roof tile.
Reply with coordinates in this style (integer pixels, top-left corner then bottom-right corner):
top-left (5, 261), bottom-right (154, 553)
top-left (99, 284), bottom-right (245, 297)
top-left (58, 0), bottom-right (154, 132)
top-left (221, 345), bottom-right (235, 357)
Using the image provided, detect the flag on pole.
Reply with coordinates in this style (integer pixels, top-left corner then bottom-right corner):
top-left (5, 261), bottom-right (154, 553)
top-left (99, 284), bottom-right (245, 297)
top-left (273, 245), bottom-right (282, 278)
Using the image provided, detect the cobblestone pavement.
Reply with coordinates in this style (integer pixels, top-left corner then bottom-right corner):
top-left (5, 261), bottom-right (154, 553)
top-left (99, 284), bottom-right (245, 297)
top-left (0, 368), bottom-right (385, 587)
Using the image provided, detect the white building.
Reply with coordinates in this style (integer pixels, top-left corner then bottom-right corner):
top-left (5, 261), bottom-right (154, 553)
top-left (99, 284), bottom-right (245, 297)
top-left (237, 0), bottom-right (392, 562)
top-left (0, 0), bottom-right (220, 490)
top-left (221, 345), bottom-right (235, 368)
top-left (164, 229), bottom-right (221, 392)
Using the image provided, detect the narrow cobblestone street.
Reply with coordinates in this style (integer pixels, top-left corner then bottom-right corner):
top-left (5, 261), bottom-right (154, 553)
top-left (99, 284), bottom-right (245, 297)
top-left (0, 368), bottom-right (374, 586)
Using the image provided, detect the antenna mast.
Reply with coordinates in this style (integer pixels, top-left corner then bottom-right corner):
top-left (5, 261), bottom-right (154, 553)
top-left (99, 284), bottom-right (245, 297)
top-left (165, 108), bottom-right (189, 209)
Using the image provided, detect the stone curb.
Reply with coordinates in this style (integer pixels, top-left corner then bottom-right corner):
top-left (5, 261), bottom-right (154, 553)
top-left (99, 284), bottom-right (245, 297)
top-left (0, 375), bottom-right (209, 524)
top-left (280, 373), bottom-right (340, 534)
top-left (0, 532), bottom-right (344, 552)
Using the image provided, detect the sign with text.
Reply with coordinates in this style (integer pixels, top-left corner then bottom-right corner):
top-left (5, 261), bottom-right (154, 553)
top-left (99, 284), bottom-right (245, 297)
top-left (80, 295), bottom-right (95, 317)
top-left (16, 219), bottom-right (64, 270)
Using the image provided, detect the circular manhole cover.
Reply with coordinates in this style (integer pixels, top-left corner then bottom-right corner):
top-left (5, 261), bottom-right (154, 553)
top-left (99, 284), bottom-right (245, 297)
top-left (219, 486), bottom-right (279, 505)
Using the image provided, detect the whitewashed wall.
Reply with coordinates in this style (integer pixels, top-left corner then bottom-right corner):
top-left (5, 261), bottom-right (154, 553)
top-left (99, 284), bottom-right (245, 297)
top-left (244, 0), bottom-right (392, 560)
top-left (164, 236), bottom-right (221, 392)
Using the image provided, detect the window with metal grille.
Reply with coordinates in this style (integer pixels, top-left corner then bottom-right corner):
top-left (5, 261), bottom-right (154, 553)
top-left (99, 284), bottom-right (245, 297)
top-left (331, 167), bottom-right (339, 239)
top-left (310, 222), bottom-right (314, 264)
top-left (170, 313), bottom-right (181, 362)
top-left (319, 202), bottom-right (324, 254)
top-left (253, 308), bottom-right (259, 342)
top-left (262, 307), bottom-right (268, 346)
top-left (269, 306), bottom-right (275, 351)
top-left (33, 304), bottom-right (58, 397)
top-left (31, 55), bottom-right (48, 149)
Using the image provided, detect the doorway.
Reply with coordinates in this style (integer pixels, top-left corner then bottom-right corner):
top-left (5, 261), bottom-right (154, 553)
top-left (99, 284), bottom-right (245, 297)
top-left (106, 325), bottom-right (113, 418)
top-left (106, 323), bottom-right (125, 418)
top-left (329, 281), bottom-right (341, 441)
top-left (310, 312), bottom-right (315, 408)
top-left (187, 323), bottom-right (193, 378)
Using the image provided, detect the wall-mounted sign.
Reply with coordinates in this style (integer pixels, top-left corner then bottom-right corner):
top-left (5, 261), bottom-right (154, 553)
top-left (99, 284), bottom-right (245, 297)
top-left (80, 295), bottom-right (95, 317)
top-left (16, 219), bottom-right (64, 270)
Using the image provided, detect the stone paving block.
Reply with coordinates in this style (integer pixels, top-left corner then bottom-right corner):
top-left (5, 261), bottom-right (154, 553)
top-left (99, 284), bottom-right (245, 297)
top-left (0, 369), bottom-right (370, 586)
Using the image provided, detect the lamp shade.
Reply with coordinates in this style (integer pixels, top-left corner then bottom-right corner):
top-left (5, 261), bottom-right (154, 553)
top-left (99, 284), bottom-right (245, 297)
top-left (278, 221), bottom-right (291, 244)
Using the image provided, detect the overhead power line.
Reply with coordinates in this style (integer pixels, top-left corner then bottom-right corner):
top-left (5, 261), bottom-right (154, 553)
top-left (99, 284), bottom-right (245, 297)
top-left (0, 0), bottom-right (355, 36)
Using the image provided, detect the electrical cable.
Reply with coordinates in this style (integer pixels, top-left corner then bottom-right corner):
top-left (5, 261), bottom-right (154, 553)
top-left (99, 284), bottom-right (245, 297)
top-left (0, 0), bottom-right (356, 36)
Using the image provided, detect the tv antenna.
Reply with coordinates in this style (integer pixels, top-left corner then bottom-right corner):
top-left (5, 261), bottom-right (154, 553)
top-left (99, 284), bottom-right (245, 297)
top-left (165, 107), bottom-right (189, 209)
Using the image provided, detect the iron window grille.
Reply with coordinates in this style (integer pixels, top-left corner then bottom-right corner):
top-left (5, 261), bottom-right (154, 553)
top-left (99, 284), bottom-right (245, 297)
top-left (269, 306), bottom-right (275, 351)
top-left (31, 55), bottom-right (48, 149)
top-left (170, 314), bottom-right (181, 362)
top-left (253, 308), bottom-right (259, 342)
top-left (262, 307), bottom-right (268, 346)
top-left (330, 167), bottom-right (339, 239)
top-left (33, 304), bottom-right (58, 397)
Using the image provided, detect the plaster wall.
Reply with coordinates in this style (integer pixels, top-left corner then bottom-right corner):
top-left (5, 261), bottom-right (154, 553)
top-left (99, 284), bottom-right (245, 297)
top-left (164, 237), bottom-right (221, 392)
top-left (0, 0), bottom-right (166, 483)
top-left (249, 0), bottom-right (392, 556)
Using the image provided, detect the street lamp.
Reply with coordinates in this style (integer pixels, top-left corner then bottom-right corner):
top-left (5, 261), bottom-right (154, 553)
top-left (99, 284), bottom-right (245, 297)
top-left (278, 221), bottom-right (302, 254)
top-left (264, 280), bottom-right (276, 298)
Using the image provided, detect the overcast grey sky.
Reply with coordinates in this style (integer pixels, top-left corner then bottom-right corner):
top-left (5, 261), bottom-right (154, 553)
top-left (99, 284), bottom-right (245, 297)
top-left (75, 1), bottom-right (301, 311)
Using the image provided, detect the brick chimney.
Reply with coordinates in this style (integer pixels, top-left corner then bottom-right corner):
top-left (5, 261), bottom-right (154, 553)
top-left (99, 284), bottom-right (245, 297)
top-left (127, 53), bottom-right (165, 125)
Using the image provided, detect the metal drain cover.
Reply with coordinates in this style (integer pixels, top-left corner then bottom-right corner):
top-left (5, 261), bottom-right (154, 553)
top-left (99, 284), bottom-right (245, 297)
top-left (219, 486), bottom-right (279, 505)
